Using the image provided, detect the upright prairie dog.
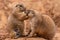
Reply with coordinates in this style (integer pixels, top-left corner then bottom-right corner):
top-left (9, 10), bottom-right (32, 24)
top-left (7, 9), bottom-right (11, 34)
top-left (23, 10), bottom-right (56, 40)
top-left (7, 4), bottom-right (28, 38)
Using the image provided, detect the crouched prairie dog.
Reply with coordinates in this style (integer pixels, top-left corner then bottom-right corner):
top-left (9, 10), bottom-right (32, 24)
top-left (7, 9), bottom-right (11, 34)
top-left (23, 10), bottom-right (56, 40)
top-left (7, 4), bottom-right (28, 38)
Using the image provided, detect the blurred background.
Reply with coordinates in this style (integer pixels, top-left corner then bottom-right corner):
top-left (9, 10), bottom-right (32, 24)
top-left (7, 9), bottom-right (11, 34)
top-left (0, 0), bottom-right (60, 40)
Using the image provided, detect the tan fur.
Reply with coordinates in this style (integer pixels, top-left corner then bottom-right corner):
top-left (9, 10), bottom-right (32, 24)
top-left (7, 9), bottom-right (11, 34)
top-left (23, 10), bottom-right (56, 40)
top-left (7, 4), bottom-right (28, 38)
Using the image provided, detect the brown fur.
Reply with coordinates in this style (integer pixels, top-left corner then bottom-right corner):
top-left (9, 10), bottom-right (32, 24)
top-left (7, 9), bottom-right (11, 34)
top-left (7, 4), bottom-right (28, 38)
top-left (23, 10), bottom-right (56, 40)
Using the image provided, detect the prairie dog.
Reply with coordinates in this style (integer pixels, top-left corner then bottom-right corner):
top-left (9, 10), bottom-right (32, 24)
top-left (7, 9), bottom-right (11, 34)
top-left (23, 10), bottom-right (56, 40)
top-left (7, 4), bottom-right (28, 38)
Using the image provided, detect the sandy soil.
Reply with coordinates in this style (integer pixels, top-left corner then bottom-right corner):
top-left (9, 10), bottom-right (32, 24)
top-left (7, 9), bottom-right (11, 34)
top-left (3, 27), bottom-right (60, 40)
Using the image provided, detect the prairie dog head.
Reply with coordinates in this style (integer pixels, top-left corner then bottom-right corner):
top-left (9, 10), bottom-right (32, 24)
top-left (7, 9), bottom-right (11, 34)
top-left (26, 10), bottom-right (35, 19)
top-left (12, 4), bottom-right (28, 21)
top-left (15, 4), bottom-right (26, 12)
